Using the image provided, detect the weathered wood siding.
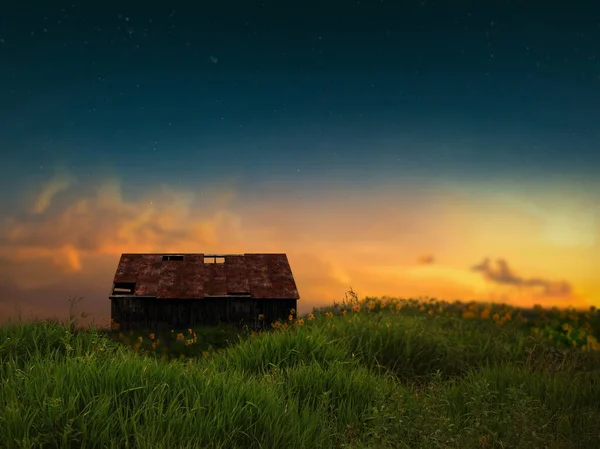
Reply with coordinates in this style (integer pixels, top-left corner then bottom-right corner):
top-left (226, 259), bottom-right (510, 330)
top-left (111, 297), bottom-right (297, 331)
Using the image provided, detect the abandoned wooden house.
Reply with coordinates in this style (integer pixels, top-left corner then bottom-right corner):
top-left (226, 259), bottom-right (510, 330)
top-left (109, 253), bottom-right (300, 331)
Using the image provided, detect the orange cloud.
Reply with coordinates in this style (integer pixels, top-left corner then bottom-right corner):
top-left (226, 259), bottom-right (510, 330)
top-left (416, 254), bottom-right (435, 265)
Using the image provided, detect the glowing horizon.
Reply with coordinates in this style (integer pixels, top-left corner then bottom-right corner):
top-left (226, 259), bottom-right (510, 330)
top-left (0, 167), bottom-right (597, 327)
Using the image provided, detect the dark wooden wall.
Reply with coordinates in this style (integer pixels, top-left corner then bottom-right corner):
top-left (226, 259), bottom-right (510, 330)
top-left (111, 297), bottom-right (297, 331)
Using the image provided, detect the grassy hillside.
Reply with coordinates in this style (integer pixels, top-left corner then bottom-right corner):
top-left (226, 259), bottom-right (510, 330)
top-left (1, 290), bottom-right (599, 449)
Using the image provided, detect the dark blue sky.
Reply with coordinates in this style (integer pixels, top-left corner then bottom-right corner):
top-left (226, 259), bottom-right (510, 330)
top-left (1, 1), bottom-right (599, 192)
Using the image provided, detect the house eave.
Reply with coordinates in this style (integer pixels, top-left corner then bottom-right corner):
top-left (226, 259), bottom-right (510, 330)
top-left (109, 294), bottom-right (299, 300)
top-left (109, 295), bottom-right (155, 300)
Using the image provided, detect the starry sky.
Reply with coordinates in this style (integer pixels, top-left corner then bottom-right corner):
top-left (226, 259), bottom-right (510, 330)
top-left (1, 1), bottom-right (599, 326)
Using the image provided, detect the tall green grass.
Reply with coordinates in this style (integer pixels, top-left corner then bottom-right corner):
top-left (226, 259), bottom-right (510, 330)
top-left (1, 292), bottom-right (599, 448)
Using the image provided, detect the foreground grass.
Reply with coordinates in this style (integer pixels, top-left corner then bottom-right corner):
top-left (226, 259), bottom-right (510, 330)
top-left (1, 292), bottom-right (599, 448)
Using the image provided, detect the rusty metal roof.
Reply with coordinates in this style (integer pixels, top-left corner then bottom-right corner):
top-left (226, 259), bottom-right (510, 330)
top-left (110, 253), bottom-right (299, 300)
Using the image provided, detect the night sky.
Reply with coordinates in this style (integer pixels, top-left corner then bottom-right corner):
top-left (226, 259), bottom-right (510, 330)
top-left (1, 1), bottom-right (599, 325)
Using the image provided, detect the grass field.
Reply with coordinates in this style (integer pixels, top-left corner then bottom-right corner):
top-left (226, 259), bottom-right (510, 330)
top-left (1, 290), bottom-right (599, 449)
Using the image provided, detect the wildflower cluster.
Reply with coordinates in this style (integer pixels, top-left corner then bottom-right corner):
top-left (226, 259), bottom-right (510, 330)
top-left (171, 328), bottom-right (198, 346)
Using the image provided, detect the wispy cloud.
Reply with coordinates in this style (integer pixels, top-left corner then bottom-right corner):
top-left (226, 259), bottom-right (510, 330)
top-left (471, 257), bottom-right (573, 298)
top-left (30, 170), bottom-right (75, 214)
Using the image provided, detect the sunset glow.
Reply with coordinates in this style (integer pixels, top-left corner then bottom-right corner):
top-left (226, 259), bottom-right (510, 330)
top-left (1, 3), bottom-right (598, 326)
